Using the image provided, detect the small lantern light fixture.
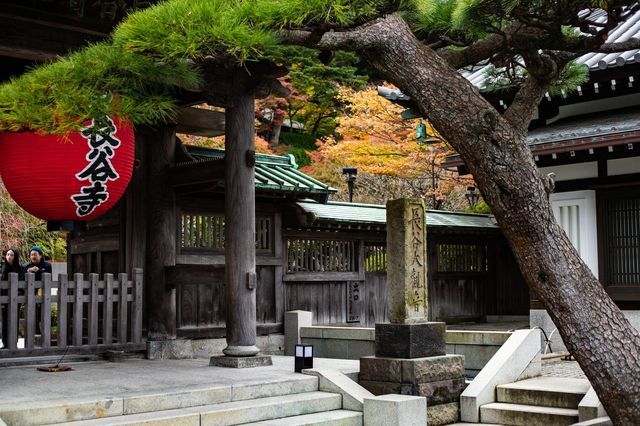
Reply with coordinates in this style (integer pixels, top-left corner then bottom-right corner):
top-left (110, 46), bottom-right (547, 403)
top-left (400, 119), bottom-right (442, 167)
top-left (415, 120), bottom-right (439, 146)
top-left (342, 168), bottom-right (358, 203)
top-left (294, 344), bottom-right (314, 373)
top-left (465, 186), bottom-right (480, 207)
top-left (416, 121), bottom-right (427, 140)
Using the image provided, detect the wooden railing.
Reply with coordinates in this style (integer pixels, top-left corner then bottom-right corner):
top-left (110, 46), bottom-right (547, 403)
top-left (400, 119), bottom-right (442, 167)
top-left (0, 269), bottom-right (143, 357)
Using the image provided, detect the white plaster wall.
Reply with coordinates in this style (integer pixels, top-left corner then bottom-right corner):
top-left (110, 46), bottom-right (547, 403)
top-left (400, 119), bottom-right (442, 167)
top-left (550, 190), bottom-right (599, 277)
top-left (607, 157), bottom-right (640, 176)
top-left (548, 92), bottom-right (640, 124)
top-left (539, 162), bottom-right (598, 182)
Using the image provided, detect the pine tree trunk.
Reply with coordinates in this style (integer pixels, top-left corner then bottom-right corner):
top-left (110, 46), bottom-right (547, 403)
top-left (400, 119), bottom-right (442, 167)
top-left (315, 14), bottom-right (640, 424)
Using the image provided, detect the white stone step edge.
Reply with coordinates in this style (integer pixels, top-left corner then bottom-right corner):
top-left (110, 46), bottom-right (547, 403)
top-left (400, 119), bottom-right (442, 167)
top-left (578, 387), bottom-right (608, 422)
top-left (460, 329), bottom-right (542, 423)
top-left (496, 377), bottom-right (590, 408)
top-left (480, 402), bottom-right (579, 417)
top-left (0, 376), bottom-right (319, 425)
top-left (303, 368), bottom-right (373, 411)
top-left (481, 402), bottom-right (579, 426)
top-left (572, 416), bottom-right (613, 426)
top-left (48, 391), bottom-right (342, 426)
top-left (241, 409), bottom-right (363, 425)
top-left (497, 377), bottom-right (590, 394)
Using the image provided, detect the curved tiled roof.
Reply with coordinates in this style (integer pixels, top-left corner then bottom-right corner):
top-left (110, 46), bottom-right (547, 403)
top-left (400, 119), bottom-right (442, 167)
top-left (378, 8), bottom-right (640, 94)
top-left (184, 146), bottom-right (337, 198)
top-left (296, 200), bottom-right (498, 229)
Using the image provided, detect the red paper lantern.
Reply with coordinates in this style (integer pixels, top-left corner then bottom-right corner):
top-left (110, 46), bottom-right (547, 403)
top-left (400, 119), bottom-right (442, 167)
top-left (0, 117), bottom-right (135, 222)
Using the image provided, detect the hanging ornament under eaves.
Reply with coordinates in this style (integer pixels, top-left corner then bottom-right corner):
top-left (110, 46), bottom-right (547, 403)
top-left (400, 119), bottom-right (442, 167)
top-left (0, 116), bottom-right (135, 231)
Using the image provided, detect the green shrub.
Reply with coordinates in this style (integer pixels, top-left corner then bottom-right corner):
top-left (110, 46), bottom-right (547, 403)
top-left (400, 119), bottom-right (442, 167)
top-left (279, 132), bottom-right (318, 150)
top-left (285, 146), bottom-right (312, 167)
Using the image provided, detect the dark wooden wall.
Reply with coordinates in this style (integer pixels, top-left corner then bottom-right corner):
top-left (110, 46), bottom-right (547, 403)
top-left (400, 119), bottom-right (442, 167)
top-left (68, 204), bottom-right (121, 275)
top-left (69, 181), bottom-right (530, 337)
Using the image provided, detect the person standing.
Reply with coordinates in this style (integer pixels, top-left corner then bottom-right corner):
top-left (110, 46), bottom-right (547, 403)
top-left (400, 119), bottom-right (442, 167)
top-left (24, 246), bottom-right (52, 280)
top-left (1, 249), bottom-right (24, 280)
top-left (25, 246), bottom-right (52, 337)
top-left (1, 249), bottom-right (24, 349)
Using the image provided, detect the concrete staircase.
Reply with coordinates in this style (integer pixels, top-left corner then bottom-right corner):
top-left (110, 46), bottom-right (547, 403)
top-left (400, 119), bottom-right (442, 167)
top-left (0, 376), bottom-right (362, 426)
top-left (479, 377), bottom-right (590, 425)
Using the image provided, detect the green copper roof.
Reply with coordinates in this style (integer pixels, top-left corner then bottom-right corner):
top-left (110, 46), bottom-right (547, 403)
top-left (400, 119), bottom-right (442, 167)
top-left (185, 146), bottom-right (337, 199)
top-left (296, 200), bottom-right (499, 230)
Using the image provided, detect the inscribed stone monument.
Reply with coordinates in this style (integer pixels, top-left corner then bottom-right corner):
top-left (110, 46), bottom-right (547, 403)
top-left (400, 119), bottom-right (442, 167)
top-left (359, 198), bottom-right (464, 425)
top-left (375, 198), bottom-right (445, 359)
top-left (386, 198), bottom-right (428, 323)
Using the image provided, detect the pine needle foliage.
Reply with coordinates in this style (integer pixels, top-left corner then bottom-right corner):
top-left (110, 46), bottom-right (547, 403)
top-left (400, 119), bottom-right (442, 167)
top-left (0, 0), bottom-right (390, 134)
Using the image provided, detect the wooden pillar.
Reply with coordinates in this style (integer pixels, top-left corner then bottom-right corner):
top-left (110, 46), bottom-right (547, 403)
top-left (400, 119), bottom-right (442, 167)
top-left (144, 125), bottom-right (177, 340)
top-left (124, 130), bottom-right (147, 276)
top-left (223, 76), bottom-right (259, 357)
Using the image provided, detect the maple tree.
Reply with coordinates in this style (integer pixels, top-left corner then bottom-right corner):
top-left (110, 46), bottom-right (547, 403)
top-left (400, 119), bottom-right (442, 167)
top-left (306, 86), bottom-right (472, 208)
top-left (0, 180), bottom-right (67, 262)
top-left (255, 46), bottom-right (368, 146)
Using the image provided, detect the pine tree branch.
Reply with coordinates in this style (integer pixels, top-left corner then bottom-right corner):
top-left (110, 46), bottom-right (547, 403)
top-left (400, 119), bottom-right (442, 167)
top-left (438, 34), bottom-right (505, 70)
top-left (503, 52), bottom-right (565, 134)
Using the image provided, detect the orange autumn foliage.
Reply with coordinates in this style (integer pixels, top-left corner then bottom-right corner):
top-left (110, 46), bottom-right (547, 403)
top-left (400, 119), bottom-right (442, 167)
top-left (305, 86), bottom-right (472, 209)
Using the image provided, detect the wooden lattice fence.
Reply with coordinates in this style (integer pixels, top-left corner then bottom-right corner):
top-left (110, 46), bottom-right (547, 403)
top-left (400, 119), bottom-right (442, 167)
top-left (0, 269), bottom-right (143, 357)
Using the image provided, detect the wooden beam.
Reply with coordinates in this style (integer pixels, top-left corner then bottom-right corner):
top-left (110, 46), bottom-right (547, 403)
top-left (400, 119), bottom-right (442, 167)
top-left (175, 107), bottom-right (226, 137)
top-left (168, 158), bottom-right (225, 187)
top-left (0, 10), bottom-right (108, 61)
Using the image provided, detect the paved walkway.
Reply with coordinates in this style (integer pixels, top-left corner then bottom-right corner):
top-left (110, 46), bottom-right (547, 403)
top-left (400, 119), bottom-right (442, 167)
top-left (446, 321), bottom-right (529, 332)
top-left (542, 358), bottom-right (587, 380)
top-left (0, 356), bottom-right (359, 406)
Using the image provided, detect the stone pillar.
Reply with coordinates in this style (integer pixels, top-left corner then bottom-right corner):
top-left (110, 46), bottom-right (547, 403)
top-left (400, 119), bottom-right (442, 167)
top-left (375, 198), bottom-right (443, 359)
top-left (284, 310), bottom-right (313, 356)
top-left (359, 198), bottom-right (464, 426)
top-left (222, 77), bottom-right (259, 358)
top-left (387, 198), bottom-right (428, 323)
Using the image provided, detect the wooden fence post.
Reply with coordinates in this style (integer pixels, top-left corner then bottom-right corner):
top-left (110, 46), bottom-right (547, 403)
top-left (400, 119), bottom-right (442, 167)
top-left (133, 269), bottom-right (143, 343)
top-left (88, 273), bottom-right (99, 346)
top-left (7, 273), bottom-right (18, 350)
top-left (74, 273), bottom-right (84, 346)
top-left (42, 273), bottom-right (52, 349)
top-left (104, 273), bottom-right (114, 345)
top-left (58, 274), bottom-right (68, 348)
top-left (118, 273), bottom-right (128, 344)
top-left (25, 273), bottom-right (35, 348)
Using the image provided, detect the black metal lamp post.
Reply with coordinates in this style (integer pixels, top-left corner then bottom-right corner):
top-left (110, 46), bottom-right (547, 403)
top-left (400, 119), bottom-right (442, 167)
top-left (465, 186), bottom-right (480, 207)
top-left (342, 168), bottom-right (358, 203)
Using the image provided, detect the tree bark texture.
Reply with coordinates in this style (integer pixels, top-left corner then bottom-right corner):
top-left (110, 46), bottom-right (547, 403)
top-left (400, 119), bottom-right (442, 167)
top-left (223, 74), bottom-right (259, 357)
top-left (144, 125), bottom-right (177, 340)
top-left (313, 14), bottom-right (640, 424)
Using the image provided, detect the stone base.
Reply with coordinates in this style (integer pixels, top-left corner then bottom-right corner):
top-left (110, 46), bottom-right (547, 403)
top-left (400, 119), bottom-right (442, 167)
top-left (428, 402), bottom-right (459, 426)
top-left (147, 339), bottom-right (195, 360)
top-left (209, 354), bottom-right (273, 368)
top-left (360, 354), bottom-right (464, 422)
top-left (375, 322), bottom-right (445, 358)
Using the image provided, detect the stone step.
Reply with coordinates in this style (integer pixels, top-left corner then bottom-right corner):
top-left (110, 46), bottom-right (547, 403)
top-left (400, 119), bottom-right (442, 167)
top-left (497, 377), bottom-right (590, 409)
top-left (242, 409), bottom-right (363, 425)
top-left (0, 376), bottom-right (319, 425)
top-left (481, 402), bottom-right (579, 426)
top-left (47, 392), bottom-right (341, 426)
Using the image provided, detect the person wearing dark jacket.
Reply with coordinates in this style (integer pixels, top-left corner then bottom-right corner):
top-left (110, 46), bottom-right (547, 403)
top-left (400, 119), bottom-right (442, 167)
top-left (24, 246), bottom-right (52, 280)
top-left (24, 246), bottom-right (52, 337)
top-left (1, 248), bottom-right (23, 348)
